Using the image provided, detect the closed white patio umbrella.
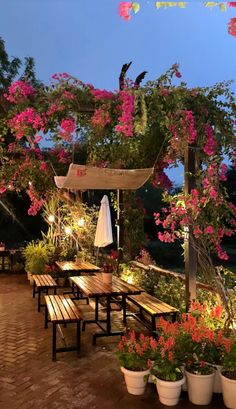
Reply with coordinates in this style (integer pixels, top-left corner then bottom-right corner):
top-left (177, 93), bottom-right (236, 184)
top-left (94, 195), bottom-right (113, 250)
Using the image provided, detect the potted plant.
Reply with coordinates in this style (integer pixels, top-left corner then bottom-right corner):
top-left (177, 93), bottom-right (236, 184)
top-left (0, 241), bottom-right (5, 251)
top-left (177, 311), bottom-right (215, 405)
top-left (221, 339), bottom-right (236, 409)
top-left (150, 318), bottom-right (185, 406)
top-left (102, 263), bottom-right (114, 284)
top-left (116, 331), bottom-right (151, 395)
top-left (23, 241), bottom-right (49, 284)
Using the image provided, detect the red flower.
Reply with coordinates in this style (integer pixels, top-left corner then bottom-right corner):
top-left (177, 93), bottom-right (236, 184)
top-left (228, 18), bottom-right (236, 37)
top-left (119, 2), bottom-right (132, 21)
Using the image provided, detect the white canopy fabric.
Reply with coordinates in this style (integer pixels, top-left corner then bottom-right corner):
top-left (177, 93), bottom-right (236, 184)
top-left (54, 164), bottom-right (153, 191)
top-left (94, 195), bottom-right (113, 248)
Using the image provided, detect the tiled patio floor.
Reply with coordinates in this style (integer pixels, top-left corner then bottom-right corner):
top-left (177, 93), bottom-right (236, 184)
top-left (0, 273), bottom-right (227, 409)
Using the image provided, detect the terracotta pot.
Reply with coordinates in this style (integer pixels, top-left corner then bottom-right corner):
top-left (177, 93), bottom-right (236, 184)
top-left (154, 376), bottom-right (185, 406)
top-left (186, 370), bottom-right (215, 405)
top-left (120, 366), bottom-right (150, 395)
top-left (221, 372), bottom-right (236, 409)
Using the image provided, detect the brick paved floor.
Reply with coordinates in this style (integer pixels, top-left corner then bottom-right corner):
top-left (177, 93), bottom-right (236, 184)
top-left (0, 273), bottom-right (227, 409)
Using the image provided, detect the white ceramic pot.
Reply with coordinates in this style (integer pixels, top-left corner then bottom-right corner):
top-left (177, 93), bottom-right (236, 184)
top-left (0, 246), bottom-right (5, 251)
top-left (155, 376), bottom-right (185, 406)
top-left (221, 372), bottom-right (236, 409)
top-left (120, 366), bottom-right (150, 395)
top-left (186, 370), bottom-right (215, 405)
top-left (102, 272), bottom-right (112, 284)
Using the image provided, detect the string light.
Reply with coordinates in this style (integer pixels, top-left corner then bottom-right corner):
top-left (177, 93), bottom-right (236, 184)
top-left (65, 226), bottom-right (72, 235)
top-left (48, 214), bottom-right (55, 223)
top-left (77, 217), bottom-right (85, 227)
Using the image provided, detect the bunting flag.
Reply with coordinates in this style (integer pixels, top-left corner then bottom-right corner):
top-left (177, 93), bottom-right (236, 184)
top-left (118, 1), bottom-right (236, 37)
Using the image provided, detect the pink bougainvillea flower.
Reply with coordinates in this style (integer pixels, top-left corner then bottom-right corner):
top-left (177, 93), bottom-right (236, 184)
top-left (228, 17), bottom-right (236, 37)
top-left (119, 2), bottom-right (132, 20)
top-left (228, 2), bottom-right (236, 7)
top-left (40, 162), bottom-right (47, 171)
top-left (34, 134), bottom-right (42, 143)
top-left (204, 225), bottom-right (214, 234)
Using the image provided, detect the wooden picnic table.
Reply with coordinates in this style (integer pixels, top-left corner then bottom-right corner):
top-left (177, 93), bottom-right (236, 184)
top-left (70, 274), bottom-right (141, 344)
top-left (55, 260), bottom-right (100, 275)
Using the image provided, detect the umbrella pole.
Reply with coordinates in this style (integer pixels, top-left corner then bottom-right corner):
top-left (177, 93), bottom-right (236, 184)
top-left (96, 247), bottom-right (99, 265)
top-left (116, 189), bottom-right (120, 275)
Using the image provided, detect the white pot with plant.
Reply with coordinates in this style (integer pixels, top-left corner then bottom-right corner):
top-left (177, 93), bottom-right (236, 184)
top-left (0, 242), bottom-right (5, 251)
top-left (116, 331), bottom-right (150, 395)
top-left (102, 263), bottom-right (113, 284)
top-left (220, 339), bottom-right (236, 409)
top-left (150, 318), bottom-right (185, 406)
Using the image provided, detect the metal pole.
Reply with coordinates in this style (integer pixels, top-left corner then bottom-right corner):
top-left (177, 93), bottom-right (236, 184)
top-left (116, 189), bottom-right (120, 274)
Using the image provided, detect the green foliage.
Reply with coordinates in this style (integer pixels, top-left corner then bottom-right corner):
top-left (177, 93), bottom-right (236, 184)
top-left (23, 241), bottom-right (49, 274)
top-left (222, 339), bottom-right (236, 379)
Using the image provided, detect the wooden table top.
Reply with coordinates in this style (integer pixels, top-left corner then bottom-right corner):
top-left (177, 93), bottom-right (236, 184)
top-left (70, 274), bottom-right (141, 297)
top-left (55, 260), bottom-right (100, 272)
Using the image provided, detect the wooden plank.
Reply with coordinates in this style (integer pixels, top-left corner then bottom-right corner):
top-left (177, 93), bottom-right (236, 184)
top-left (48, 295), bottom-right (64, 321)
top-left (59, 296), bottom-right (82, 321)
top-left (45, 295), bottom-right (58, 322)
top-left (128, 293), bottom-right (178, 315)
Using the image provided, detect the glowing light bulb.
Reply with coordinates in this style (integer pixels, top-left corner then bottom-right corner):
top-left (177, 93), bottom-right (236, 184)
top-left (127, 276), bottom-right (134, 284)
top-left (48, 214), bottom-right (55, 223)
top-left (77, 218), bottom-right (85, 227)
top-left (65, 226), bottom-right (72, 235)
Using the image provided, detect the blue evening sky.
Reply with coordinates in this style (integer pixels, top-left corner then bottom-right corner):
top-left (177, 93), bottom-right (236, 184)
top-left (0, 1), bottom-right (235, 184)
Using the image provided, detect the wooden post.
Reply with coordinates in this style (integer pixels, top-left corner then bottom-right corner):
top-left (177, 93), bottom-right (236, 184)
top-left (184, 145), bottom-right (197, 309)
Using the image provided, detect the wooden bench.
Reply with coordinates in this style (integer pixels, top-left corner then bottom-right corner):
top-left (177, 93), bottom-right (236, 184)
top-left (126, 292), bottom-right (178, 335)
top-left (44, 294), bottom-right (83, 361)
top-left (32, 274), bottom-right (57, 312)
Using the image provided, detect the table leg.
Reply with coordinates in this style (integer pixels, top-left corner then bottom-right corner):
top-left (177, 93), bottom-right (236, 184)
top-left (38, 289), bottom-right (41, 312)
top-left (106, 295), bottom-right (111, 335)
top-left (45, 305), bottom-right (48, 329)
top-left (33, 280), bottom-right (36, 298)
top-left (77, 321), bottom-right (81, 355)
top-left (52, 323), bottom-right (57, 361)
top-left (122, 295), bottom-right (127, 325)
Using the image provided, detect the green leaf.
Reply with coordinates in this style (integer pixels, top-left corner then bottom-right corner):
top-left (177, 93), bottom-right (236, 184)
top-left (132, 2), bottom-right (140, 14)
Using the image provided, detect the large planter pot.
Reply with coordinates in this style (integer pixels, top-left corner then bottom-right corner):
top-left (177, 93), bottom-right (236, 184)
top-left (186, 370), bottom-right (215, 405)
top-left (120, 366), bottom-right (150, 395)
top-left (27, 271), bottom-right (34, 286)
top-left (154, 376), bottom-right (185, 406)
top-left (102, 272), bottom-right (112, 284)
top-left (221, 372), bottom-right (236, 409)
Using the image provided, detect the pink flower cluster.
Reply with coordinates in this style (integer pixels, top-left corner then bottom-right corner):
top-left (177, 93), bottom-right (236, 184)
top-left (51, 73), bottom-right (70, 81)
top-left (26, 184), bottom-right (44, 216)
top-left (115, 91), bottom-right (134, 137)
top-left (152, 169), bottom-right (173, 190)
top-left (91, 106), bottom-right (111, 128)
top-left (90, 89), bottom-right (114, 100)
top-left (119, 2), bottom-right (132, 21)
top-left (4, 81), bottom-right (35, 103)
top-left (59, 118), bottom-right (76, 141)
top-left (181, 110), bottom-right (197, 144)
top-left (9, 108), bottom-right (44, 140)
top-left (203, 123), bottom-right (217, 156)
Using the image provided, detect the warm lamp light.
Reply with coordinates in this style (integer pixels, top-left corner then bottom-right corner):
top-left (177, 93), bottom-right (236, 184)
top-left (77, 218), bottom-right (85, 227)
top-left (127, 276), bottom-right (134, 284)
top-left (48, 214), bottom-right (55, 223)
top-left (65, 226), bottom-right (72, 235)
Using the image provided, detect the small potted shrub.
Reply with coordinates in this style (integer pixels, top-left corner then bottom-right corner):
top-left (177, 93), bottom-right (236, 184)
top-left (0, 242), bottom-right (5, 251)
top-left (116, 331), bottom-right (151, 395)
top-left (150, 318), bottom-right (185, 406)
top-left (221, 339), bottom-right (236, 409)
top-left (23, 241), bottom-right (49, 284)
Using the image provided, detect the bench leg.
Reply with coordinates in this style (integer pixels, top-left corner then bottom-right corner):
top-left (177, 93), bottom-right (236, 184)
top-left (45, 305), bottom-right (48, 329)
top-left (52, 323), bottom-right (57, 361)
top-left (33, 280), bottom-right (36, 298)
top-left (77, 321), bottom-right (81, 355)
top-left (54, 287), bottom-right (57, 295)
top-left (122, 295), bottom-right (127, 325)
top-left (38, 289), bottom-right (41, 312)
top-left (152, 316), bottom-right (156, 337)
